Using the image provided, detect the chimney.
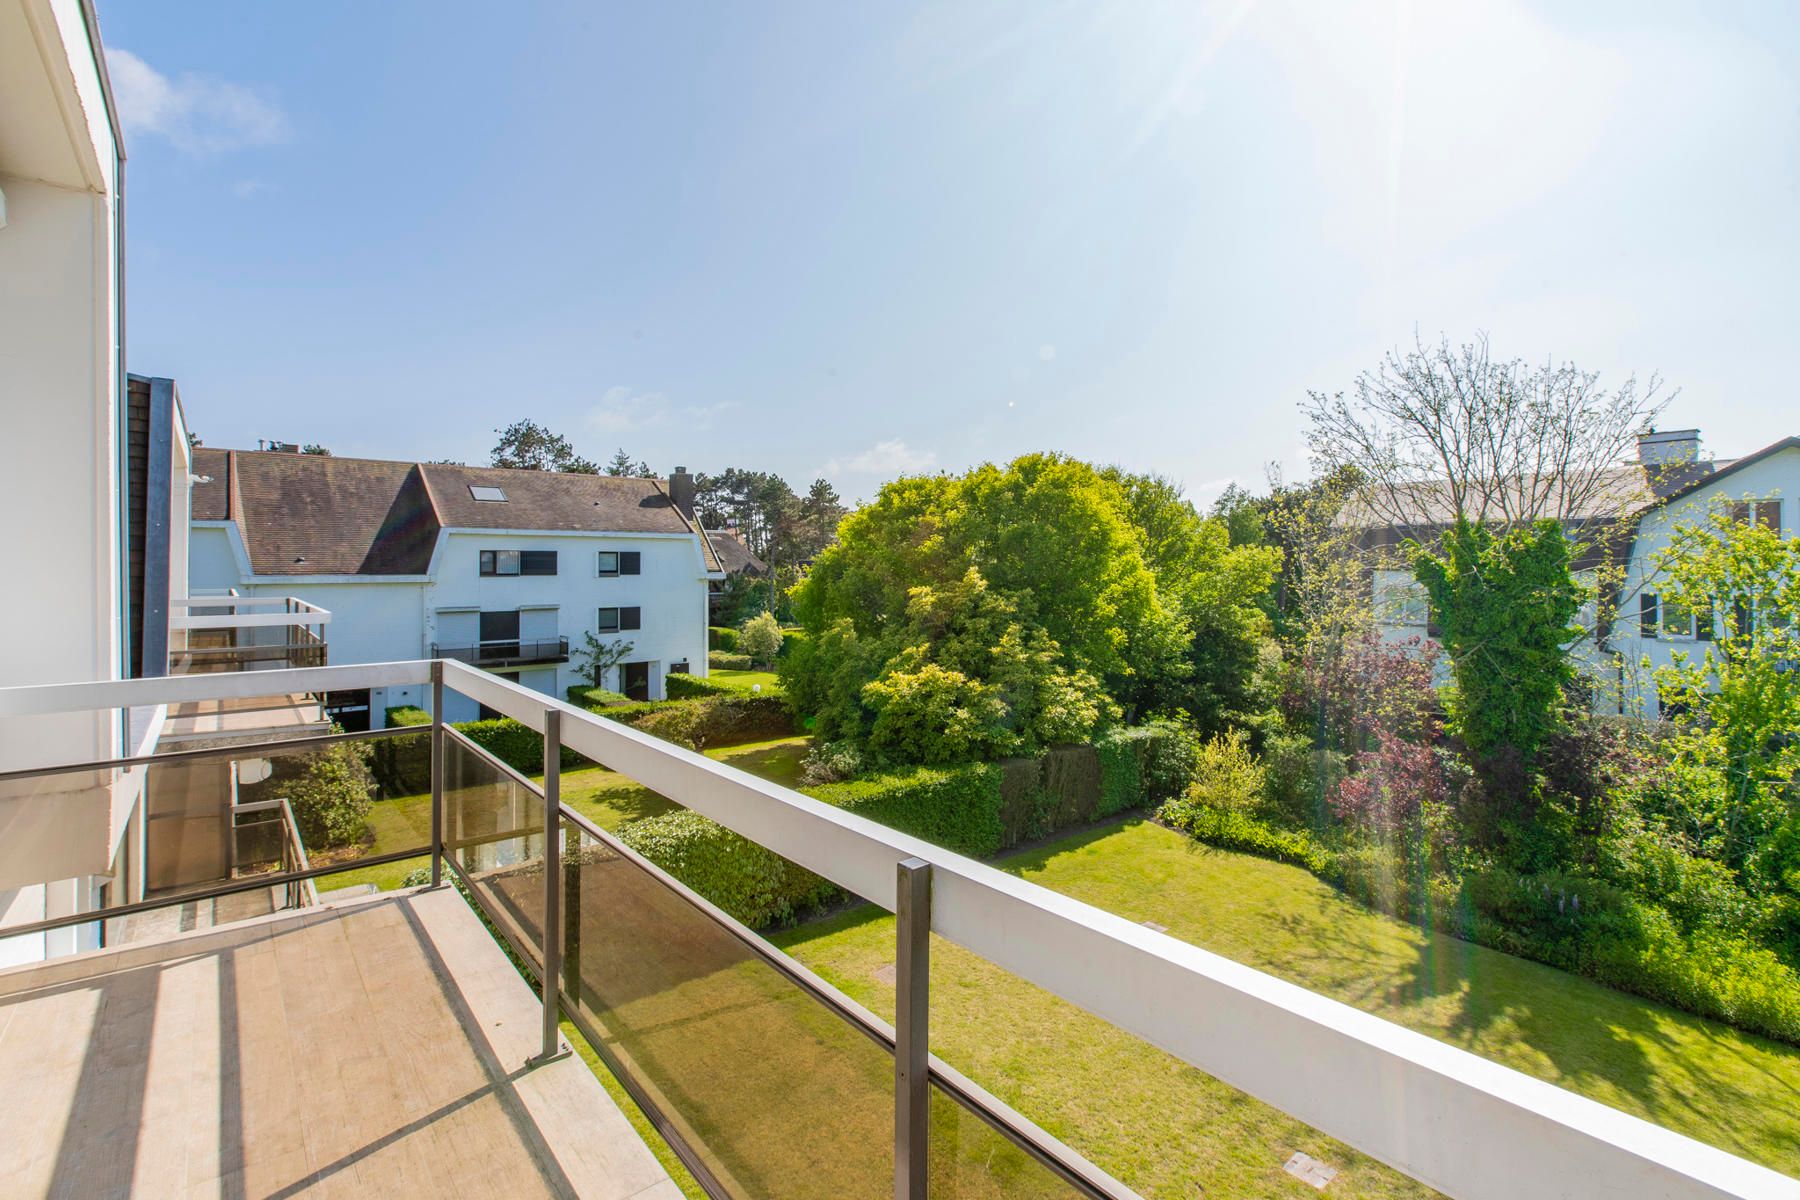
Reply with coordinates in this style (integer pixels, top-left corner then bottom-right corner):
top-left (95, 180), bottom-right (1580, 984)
top-left (669, 466), bottom-right (695, 517)
top-left (1638, 428), bottom-right (1700, 467)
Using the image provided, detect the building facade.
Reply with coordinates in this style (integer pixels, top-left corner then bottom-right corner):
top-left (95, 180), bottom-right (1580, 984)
top-left (1365, 429), bottom-right (1800, 717)
top-left (189, 449), bottom-right (723, 724)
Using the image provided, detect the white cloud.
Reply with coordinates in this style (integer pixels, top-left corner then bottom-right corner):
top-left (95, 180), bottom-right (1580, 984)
top-left (106, 49), bottom-right (287, 154)
top-left (587, 385), bottom-right (734, 434)
top-left (1037, 343), bottom-right (1057, 362)
top-left (823, 439), bottom-right (937, 479)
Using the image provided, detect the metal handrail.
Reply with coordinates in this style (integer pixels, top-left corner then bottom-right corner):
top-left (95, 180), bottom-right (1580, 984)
top-left (439, 729), bottom-right (1128, 1199)
top-left (429, 636), bottom-right (569, 666)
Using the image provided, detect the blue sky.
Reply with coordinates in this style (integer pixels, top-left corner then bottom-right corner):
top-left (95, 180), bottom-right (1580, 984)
top-left (101, 1), bottom-right (1799, 505)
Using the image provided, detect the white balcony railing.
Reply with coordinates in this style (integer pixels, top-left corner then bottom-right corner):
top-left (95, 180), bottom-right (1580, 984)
top-left (0, 660), bottom-right (1794, 1200)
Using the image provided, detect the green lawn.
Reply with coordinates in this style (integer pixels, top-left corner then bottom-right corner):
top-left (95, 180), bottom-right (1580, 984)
top-left (773, 817), bottom-right (1800, 1197)
top-left (321, 736), bottom-right (813, 895)
top-left (707, 668), bottom-right (781, 693)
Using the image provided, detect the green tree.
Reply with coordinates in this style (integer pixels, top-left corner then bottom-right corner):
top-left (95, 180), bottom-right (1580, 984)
top-left (1412, 518), bottom-right (1584, 760)
top-left (283, 738), bottom-right (377, 848)
top-left (604, 448), bottom-right (652, 476)
top-left (739, 611), bottom-right (784, 666)
top-left (1652, 506), bottom-right (1800, 894)
top-left (573, 633), bottom-right (635, 688)
top-left (490, 420), bottom-right (598, 473)
top-left (786, 455), bottom-right (1270, 761)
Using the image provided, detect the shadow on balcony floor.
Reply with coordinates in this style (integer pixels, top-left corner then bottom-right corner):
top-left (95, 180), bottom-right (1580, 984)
top-left (0, 889), bottom-right (679, 1199)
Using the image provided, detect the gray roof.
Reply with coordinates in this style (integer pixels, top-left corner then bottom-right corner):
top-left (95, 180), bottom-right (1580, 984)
top-left (192, 448), bottom-right (719, 576)
top-left (705, 528), bottom-right (767, 576)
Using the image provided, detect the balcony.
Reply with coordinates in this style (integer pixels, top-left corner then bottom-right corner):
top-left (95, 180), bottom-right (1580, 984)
top-left (431, 636), bottom-right (570, 668)
top-left (170, 593), bottom-right (331, 674)
top-left (0, 661), bottom-right (1793, 1199)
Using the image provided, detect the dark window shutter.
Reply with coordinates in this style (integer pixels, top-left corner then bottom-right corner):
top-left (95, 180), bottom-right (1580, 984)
top-left (620, 551), bottom-right (641, 575)
top-left (621, 606), bottom-right (641, 631)
top-left (1640, 593), bottom-right (1658, 637)
top-left (521, 550), bottom-right (558, 576)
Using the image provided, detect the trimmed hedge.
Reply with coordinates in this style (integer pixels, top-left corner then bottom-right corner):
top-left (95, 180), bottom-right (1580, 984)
top-left (778, 627), bottom-right (807, 658)
top-left (567, 685), bottom-right (629, 708)
top-left (709, 625), bottom-right (740, 653)
top-left (603, 694), bottom-right (795, 751)
top-left (617, 810), bottom-right (837, 928)
top-left (709, 651), bottom-right (754, 671)
top-left (386, 705), bottom-right (430, 727)
top-left (665, 673), bottom-right (735, 701)
top-left (807, 765), bottom-right (1005, 857)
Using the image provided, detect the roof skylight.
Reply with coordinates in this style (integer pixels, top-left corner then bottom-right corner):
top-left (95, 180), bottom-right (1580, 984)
top-left (469, 485), bottom-right (508, 502)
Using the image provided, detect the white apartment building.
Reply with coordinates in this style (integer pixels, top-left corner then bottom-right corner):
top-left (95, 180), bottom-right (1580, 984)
top-left (1367, 428), bottom-right (1800, 716)
top-left (189, 448), bottom-right (724, 724)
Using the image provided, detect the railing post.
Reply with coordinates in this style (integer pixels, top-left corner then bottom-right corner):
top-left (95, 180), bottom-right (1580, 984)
top-left (895, 856), bottom-right (931, 1200)
top-left (529, 708), bottom-right (570, 1066)
top-left (429, 662), bottom-right (444, 889)
top-left (563, 822), bottom-right (581, 1000)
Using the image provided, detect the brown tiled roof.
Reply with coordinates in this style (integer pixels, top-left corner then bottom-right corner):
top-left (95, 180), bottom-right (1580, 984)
top-left (705, 527), bottom-right (767, 576)
top-left (193, 449), bottom-right (719, 576)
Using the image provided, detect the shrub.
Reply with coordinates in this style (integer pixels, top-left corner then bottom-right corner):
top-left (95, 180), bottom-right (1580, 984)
top-left (1186, 731), bottom-right (1265, 813)
top-left (604, 694), bottom-right (795, 751)
top-left (1261, 731), bottom-right (1346, 827)
top-left (617, 810), bottom-right (837, 928)
top-left (1330, 733), bottom-right (1450, 838)
top-left (665, 673), bottom-right (734, 701)
top-left (567, 685), bottom-right (629, 709)
top-left (455, 718), bottom-right (588, 775)
top-left (385, 705), bottom-right (430, 727)
top-left (806, 764), bottom-right (1005, 857)
top-left (739, 612), bottom-right (784, 665)
top-left (1157, 799), bottom-right (1336, 877)
top-left (779, 627), bottom-right (807, 658)
top-left (863, 662), bottom-right (1010, 764)
top-left (283, 739), bottom-right (378, 848)
top-left (800, 740), bottom-right (865, 786)
top-left (709, 651), bottom-right (753, 671)
top-left (709, 625), bottom-right (741, 653)
top-left (1091, 723), bottom-right (1199, 818)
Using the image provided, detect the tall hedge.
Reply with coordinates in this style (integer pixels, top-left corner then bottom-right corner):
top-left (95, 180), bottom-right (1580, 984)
top-left (806, 764), bottom-right (1005, 857)
top-left (665, 673), bottom-right (736, 701)
top-left (617, 810), bottom-right (837, 928)
top-left (709, 625), bottom-right (740, 653)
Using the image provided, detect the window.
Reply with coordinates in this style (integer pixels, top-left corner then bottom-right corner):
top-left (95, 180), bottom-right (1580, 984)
top-left (1730, 500), bottom-right (1782, 532)
top-left (1640, 592), bottom-right (1659, 637)
top-left (480, 549), bottom-right (521, 576)
top-left (1662, 597), bottom-right (1693, 639)
top-left (598, 606), bottom-right (641, 633)
top-left (469, 485), bottom-right (508, 502)
top-left (597, 550), bottom-right (640, 577)
top-left (481, 549), bottom-right (554, 576)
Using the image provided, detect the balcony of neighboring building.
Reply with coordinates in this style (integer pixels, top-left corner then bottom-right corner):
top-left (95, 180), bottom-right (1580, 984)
top-left (169, 592), bottom-right (331, 675)
top-left (431, 635), bottom-right (571, 669)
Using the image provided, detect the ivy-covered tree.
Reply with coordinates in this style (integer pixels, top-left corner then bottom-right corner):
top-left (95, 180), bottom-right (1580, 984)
top-left (1413, 517), bottom-right (1584, 759)
top-left (573, 633), bottom-right (635, 688)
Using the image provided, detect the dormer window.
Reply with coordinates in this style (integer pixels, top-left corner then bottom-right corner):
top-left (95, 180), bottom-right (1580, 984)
top-left (469, 484), bottom-right (508, 502)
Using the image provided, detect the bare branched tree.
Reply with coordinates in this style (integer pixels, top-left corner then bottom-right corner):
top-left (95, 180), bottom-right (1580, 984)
top-left (1302, 333), bottom-right (1673, 546)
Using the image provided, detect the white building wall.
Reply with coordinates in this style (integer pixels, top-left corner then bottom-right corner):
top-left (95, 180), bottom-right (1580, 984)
top-left (192, 524), bottom-right (714, 726)
top-left (0, 0), bottom-right (135, 957)
top-left (1611, 447), bottom-right (1800, 717)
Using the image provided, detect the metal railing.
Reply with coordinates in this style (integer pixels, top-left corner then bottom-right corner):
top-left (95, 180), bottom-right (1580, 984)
top-left (229, 797), bottom-right (320, 910)
top-left (429, 636), bottom-right (569, 667)
top-left (0, 660), bottom-right (1794, 1200)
